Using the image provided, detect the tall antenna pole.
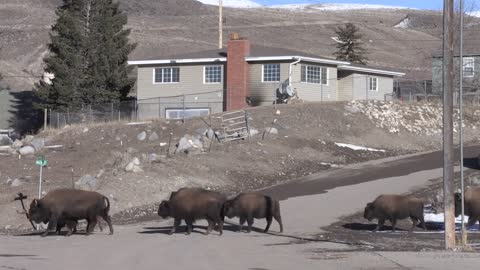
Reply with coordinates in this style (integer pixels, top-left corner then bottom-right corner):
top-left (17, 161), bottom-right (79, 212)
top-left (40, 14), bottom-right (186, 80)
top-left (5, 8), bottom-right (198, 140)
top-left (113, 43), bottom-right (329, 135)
top-left (219, 0), bottom-right (223, 49)
top-left (443, 0), bottom-right (456, 250)
top-left (459, 0), bottom-right (466, 248)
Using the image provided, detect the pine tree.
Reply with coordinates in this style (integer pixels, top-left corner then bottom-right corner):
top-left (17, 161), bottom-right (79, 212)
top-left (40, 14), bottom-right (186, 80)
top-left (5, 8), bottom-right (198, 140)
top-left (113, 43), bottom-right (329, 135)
top-left (333, 23), bottom-right (368, 65)
top-left (35, 0), bottom-right (136, 111)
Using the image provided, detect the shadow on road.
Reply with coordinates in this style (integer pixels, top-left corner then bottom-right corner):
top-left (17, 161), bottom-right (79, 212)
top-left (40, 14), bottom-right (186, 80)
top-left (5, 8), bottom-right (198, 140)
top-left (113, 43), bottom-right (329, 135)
top-left (463, 157), bottom-right (479, 170)
top-left (139, 223), bottom-right (277, 235)
top-left (0, 254), bottom-right (36, 258)
top-left (342, 222), bottom-right (442, 232)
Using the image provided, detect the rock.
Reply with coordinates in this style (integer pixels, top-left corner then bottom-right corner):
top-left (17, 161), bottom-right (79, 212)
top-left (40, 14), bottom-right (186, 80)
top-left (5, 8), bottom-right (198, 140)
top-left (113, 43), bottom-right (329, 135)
top-left (176, 135), bottom-right (204, 154)
top-left (11, 178), bottom-right (23, 187)
top-left (206, 128), bottom-right (215, 140)
top-left (96, 169), bottom-right (105, 178)
top-left (125, 162), bottom-right (135, 172)
top-left (248, 128), bottom-right (259, 137)
top-left (132, 157), bottom-right (140, 166)
top-left (63, 124), bottom-right (70, 129)
top-left (345, 105), bottom-right (361, 114)
top-left (137, 131), bottom-right (146, 141)
top-left (125, 157), bottom-right (142, 172)
top-left (148, 153), bottom-right (158, 163)
top-left (4, 225), bottom-right (12, 230)
top-left (75, 174), bottom-right (97, 190)
top-left (24, 135), bottom-right (34, 144)
top-left (30, 138), bottom-right (45, 151)
top-left (160, 142), bottom-right (167, 147)
top-left (83, 127), bottom-right (89, 133)
top-left (276, 110), bottom-right (281, 115)
top-left (12, 140), bottom-right (23, 149)
top-left (19, 146), bottom-right (35, 155)
top-left (148, 132), bottom-right (159, 141)
top-left (265, 127), bottom-right (278, 135)
top-left (196, 128), bottom-right (207, 136)
top-left (132, 166), bottom-right (144, 173)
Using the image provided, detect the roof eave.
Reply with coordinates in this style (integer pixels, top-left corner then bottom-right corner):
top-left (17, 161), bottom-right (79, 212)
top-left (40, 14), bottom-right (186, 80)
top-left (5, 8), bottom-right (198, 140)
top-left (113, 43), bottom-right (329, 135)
top-left (128, 58), bottom-right (227, 65)
top-left (245, 56), bottom-right (351, 66)
top-left (338, 65), bottom-right (405, 77)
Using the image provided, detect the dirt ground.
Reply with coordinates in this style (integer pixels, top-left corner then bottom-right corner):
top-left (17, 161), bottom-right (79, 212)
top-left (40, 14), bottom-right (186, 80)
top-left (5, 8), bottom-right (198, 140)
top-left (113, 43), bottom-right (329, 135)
top-left (1, 101), bottom-right (479, 234)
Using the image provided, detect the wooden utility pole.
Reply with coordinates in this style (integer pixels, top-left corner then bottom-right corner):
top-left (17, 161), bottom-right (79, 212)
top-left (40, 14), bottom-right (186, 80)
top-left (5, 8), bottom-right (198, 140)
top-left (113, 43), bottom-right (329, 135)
top-left (459, 0), bottom-right (467, 248)
top-left (219, 0), bottom-right (223, 49)
top-left (443, 0), bottom-right (456, 250)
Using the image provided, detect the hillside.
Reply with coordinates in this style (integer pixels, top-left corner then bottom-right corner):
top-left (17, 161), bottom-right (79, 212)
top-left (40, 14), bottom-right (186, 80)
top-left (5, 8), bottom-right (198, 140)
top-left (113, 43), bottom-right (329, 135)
top-left (1, 0), bottom-right (480, 90)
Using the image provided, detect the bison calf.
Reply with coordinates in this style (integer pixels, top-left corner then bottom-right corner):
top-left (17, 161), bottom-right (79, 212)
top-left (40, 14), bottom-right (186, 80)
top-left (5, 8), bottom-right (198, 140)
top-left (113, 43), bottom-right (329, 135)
top-left (158, 188), bottom-right (226, 235)
top-left (28, 189), bottom-right (114, 237)
top-left (455, 187), bottom-right (480, 228)
top-left (364, 194), bottom-right (426, 232)
top-left (224, 192), bottom-right (283, 233)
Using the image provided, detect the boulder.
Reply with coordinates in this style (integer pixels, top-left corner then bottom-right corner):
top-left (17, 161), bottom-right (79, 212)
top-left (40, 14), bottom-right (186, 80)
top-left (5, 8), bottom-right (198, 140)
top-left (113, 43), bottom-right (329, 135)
top-left (176, 134), bottom-right (204, 154)
top-left (206, 128), bottom-right (215, 140)
top-left (137, 131), bottom-right (147, 141)
top-left (248, 128), bottom-right (259, 137)
top-left (75, 174), bottom-right (97, 190)
top-left (345, 105), bottom-right (361, 114)
top-left (24, 135), bottom-right (34, 144)
top-left (30, 138), bottom-right (45, 151)
top-left (265, 127), bottom-right (278, 135)
top-left (12, 140), bottom-right (23, 149)
top-left (19, 146), bottom-right (35, 155)
top-left (148, 132), bottom-right (159, 141)
top-left (10, 178), bottom-right (23, 187)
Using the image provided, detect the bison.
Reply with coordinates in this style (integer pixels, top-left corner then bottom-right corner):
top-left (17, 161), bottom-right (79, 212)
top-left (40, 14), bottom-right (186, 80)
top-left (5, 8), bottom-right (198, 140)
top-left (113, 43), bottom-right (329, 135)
top-left (224, 192), bottom-right (283, 233)
top-left (28, 189), bottom-right (113, 237)
top-left (363, 194), bottom-right (426, 232)
top-left (455, 187), bottom-right (480, 228)
top-left (158, 188), bottom-right (226, 235)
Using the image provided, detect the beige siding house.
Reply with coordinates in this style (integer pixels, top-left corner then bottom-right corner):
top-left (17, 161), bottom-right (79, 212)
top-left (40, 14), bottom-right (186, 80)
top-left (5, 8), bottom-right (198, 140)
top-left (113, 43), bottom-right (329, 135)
top-left (128, 35), bottom-right (404, 120)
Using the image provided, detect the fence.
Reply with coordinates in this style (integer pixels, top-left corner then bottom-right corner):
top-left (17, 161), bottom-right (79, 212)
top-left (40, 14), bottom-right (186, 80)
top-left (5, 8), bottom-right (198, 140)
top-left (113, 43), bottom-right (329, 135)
top-left (47, 90), bottom-right (224, 129)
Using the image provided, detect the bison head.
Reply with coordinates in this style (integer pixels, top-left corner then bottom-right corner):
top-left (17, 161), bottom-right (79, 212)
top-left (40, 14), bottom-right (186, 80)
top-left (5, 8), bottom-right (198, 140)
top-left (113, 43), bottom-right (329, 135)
top-left (28, 199), bottom-right (49, 224)
top-left (223, 200), bottom-right (236, 219)
top-left (363, 202), bottom-right (375, 221)
top-left (158, 200), bottom-right (171, 218)
top-left (454, 192), bottom-right (462, 217)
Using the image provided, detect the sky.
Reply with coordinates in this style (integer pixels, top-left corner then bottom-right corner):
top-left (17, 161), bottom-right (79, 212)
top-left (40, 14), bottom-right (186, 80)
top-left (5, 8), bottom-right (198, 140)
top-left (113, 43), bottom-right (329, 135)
top-left (255, 0), bottom-right (447, 10)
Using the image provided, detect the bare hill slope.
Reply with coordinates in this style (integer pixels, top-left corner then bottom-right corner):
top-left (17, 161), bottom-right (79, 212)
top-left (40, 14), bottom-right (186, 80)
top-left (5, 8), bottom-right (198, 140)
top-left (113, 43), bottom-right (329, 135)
top-left (1, 0), bottom-right (479, 90)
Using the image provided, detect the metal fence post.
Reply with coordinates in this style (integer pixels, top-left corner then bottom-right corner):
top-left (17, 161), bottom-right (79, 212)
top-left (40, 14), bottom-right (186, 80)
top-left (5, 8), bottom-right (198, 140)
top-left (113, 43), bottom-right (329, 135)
top-left (44, 108), bottom-right (48, 130)
top-left (183, 94), bottom-right (186, 124)
top-left (111, 103), bottom-right (114, 121)
top-left (158, 97), bottom-right (161, 118)
top-left (56, 112), bottom-right (60, 129)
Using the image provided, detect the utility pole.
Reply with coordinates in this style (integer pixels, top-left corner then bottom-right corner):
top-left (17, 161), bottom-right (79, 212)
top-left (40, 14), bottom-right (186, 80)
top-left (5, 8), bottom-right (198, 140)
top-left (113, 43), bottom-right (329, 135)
top-left (219, 0), bottom-right (223, 49)
top-left (442, 0), bottom-right (455, 250)
top-left (459, 0), bottom-right (467, 248)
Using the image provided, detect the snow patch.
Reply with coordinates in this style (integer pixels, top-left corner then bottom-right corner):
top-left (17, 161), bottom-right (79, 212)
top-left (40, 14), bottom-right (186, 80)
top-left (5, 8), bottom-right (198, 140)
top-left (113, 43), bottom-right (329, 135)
top-left (334, 143), bottom-right (385, 152)
top-left (424, 213), bottom-right (480, 231)
top-left (270, 3), bottom-right (413, 11)
top-left (394, 17), bottom-right (411, 29)
top-left (197, 0), bottom-right (261, 8)
top-left (468, 11), bottom-right (480, 18)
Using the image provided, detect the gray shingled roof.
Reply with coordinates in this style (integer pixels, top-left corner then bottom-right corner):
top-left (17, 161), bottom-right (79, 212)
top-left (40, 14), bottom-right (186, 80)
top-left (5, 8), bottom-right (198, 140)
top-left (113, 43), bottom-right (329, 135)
top-left (134, 44), bottom-right (336, 61)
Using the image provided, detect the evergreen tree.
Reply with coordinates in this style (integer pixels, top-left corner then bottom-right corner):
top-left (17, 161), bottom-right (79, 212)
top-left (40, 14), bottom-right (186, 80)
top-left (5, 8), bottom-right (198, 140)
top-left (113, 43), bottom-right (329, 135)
top-left (35, 0), bottom-right (135, 111)
top-left (333, 23), bottom-right (368, 65)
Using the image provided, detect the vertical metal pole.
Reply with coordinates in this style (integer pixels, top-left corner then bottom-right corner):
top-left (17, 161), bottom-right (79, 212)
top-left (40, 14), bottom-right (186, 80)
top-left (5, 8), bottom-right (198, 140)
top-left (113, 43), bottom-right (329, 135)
top-left (365, 75), bottom-right (369, 100)
top-left (38, 165), bottom-right (43, 199)
top-left (159, 97), bottom-right (161, 118)
top-left (183, 94), bottom-right (186, 124)
top-left (56, 112), bottom-right (60, 129)
top-left (219, 0), bottom-right (223, 49)
top-left (459, 0), bottom-right (466, 248)
top-left (111, 103), bottom-right (114, 121)
top-left (443, 0), bottom-right (456, 250)
top-left (44, 108), bottom-right (47, 130)
top-left (321, 83), bottom-right (323, 102)
top-left (424, 80), bottom-right (428, 101)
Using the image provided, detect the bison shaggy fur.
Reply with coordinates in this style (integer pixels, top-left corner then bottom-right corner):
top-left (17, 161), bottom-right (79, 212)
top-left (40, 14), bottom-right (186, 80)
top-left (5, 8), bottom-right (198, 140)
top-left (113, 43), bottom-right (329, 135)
top-left (363, 194), bottom-right (426, 232)
top-left (455, 187), bottom-right (480, 228)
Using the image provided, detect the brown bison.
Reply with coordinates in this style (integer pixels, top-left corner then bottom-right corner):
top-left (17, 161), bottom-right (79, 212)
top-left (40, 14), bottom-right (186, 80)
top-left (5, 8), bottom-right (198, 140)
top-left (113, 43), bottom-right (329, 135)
top-left (224, 192), bottom-right (283, 233)
top-left (455, 187), bottom-right (480, 227)
top-left (363, 194), bottom-right (426, 232)
top-left (158, 188), bottom-right (226, 235)
top-left (28, 189), bottom-right (113, 237)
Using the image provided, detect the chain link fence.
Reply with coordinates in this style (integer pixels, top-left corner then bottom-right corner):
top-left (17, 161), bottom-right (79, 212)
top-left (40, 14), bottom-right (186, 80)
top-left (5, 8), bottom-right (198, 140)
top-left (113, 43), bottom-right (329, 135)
top-left (47, 90), bottom-right (224, 129)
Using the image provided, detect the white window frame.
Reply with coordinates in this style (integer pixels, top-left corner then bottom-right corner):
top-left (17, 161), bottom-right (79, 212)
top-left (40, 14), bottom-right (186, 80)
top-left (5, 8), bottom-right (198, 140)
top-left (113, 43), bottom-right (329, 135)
top-left (369, 77), bottom-right (378, 91)
top-left (153, 67), bottom-right (180, 84)
top-left (463, 57), bottom-right (475, 78)
top-left (262, 64), bottom-right (281, 82)
top-left (165, 108), bottom-right (210, 120)
top-left (203, 65), bottom-right (223, 84)
top-left (300, 65), bottom-right (329, 85)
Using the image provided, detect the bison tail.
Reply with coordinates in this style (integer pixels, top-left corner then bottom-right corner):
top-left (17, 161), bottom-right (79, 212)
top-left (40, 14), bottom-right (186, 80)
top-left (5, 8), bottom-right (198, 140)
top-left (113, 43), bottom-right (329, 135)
top-left (104, 196), bottom-right (111, 214)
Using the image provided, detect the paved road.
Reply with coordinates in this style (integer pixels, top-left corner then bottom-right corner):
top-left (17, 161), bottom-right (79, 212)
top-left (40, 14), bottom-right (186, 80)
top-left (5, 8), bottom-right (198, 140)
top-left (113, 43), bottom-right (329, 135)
top-left (1, 146), bottom-right (480, 270)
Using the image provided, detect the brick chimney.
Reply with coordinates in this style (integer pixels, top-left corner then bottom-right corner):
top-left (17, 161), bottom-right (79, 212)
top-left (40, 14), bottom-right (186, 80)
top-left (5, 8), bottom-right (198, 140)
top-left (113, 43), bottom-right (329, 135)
top-left (226, 33), bottom-right (250, 111)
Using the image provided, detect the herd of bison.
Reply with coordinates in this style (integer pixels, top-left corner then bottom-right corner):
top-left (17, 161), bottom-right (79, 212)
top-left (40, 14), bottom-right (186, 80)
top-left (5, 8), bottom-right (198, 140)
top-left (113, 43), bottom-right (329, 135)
top-left (21, 186), bottom-right (480, 237)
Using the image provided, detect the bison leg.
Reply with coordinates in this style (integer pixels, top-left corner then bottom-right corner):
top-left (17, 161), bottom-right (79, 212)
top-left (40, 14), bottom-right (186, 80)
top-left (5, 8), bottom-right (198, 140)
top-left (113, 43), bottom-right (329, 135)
top-left (467, 216), bottom-right (478, 229)
top-left (409, 218), bottom-right (418, 232)
top-left (264, 216), bottom-right (273, 233)
top-left (65, 220), bottom-right (77, 237)
top-left (238, 217), bottom-right (245, 232)
top-left (246, 216), bottom-right (254, 233)
top-left (169, 218), bottom-right (181, 235)
top-left (373, 219), bottom-right (385, 232)
top-left (206, 219), bottom-right (214, 235)
top-left (42, 216), bottom-right (58, 237)
top-left (274, 214), bottom-right (283, 233)
top-left (185, 219), bottom-right (194, 235)
top-left (390, 218), bottom-right (397, 232)
top-left (100, 214), bottom-right (114, 235)
top-left (86, 216), bottom-right (98, 236)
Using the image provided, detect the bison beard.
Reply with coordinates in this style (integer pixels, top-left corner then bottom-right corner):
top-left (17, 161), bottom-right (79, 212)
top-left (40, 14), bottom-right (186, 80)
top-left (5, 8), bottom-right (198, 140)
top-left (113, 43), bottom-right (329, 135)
top-left (28, 189), bottom-right (114, 237)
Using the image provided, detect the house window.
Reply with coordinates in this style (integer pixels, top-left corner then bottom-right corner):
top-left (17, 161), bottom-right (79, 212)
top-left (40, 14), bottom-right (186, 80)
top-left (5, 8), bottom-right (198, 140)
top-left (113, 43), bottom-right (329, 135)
top-left (154, 67), bottom-right (180, 83)
top-left (263, 64), bottom-right (280, 82)
top-left (165, 108), bottom-right (210, 119)
top-left (369, 77), bottom-right (378, 91)
top-left (204, 66), bottom-right (223, 84)
top-left (301, 65), bottom-right (328, 85)
top-left (464, 57), bottom-right (475, 77)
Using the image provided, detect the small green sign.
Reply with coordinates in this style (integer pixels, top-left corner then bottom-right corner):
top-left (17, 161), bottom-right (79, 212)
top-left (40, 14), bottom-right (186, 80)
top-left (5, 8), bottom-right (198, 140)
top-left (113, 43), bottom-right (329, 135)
top-left (35, 156), bottom-right (48, 167)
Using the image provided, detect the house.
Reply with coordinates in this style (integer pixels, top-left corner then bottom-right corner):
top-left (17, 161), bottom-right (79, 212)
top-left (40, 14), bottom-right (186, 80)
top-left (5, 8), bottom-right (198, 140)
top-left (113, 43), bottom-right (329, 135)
top-left (128, 33), bottom-right (405, 120)
top-left (432, 53), bottom-right (480, 94)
